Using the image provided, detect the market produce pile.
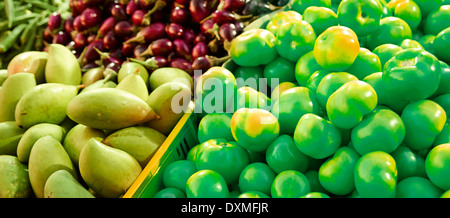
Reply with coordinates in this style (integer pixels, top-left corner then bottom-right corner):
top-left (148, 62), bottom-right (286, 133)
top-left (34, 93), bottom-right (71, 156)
top-left (154, 0), bottom-right (450, 198)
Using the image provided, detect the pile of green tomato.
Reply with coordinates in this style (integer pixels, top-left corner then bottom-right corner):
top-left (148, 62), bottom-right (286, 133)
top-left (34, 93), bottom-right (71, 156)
top-left (154, 0), bottom-right (450, 198)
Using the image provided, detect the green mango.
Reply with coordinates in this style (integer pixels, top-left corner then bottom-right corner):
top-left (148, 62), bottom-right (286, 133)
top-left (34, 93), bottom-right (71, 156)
top-left (116, 69), bottom-right (149, 101)
top-left (148, 67), bottom-right (193, 92)
top-left (67, 88), bottom-right (159, 130)
top-left (0, 72), bottom-right (36, 122)
top-left (81, 67), bottom-right (105, 86)
top-left (80, 79), bottom-right (117, 93)
top-left (15, 83), bottom-right (80, 129)
top-left (0, 69), bottom-right (8, 86)
top-left (146, 82), bottom-right (192, 135)
top-left (0, 121), bottom-right (25, 156)
top-left (118, 62), bottom-right (149, 86)
top-left (63, 124), bottom-right (105, 166)
top-left (103, 126), bottom-right (166, 168)
top-left (235, 86), bottom-right (272, 111)
top-left (7, 51), bottom-right (48, 84)
top-left (79, 138), bottom-right (142, 198)
top-left (44, 170), bottom-right (95, 198)
top-left (45, 44), bottom-right (81, 85)
top-left (28, 136), bottom-right (78, 198)
top-left (17, 123), bottom-right (66, 163)
top-left (0, 155), bottom-right (31, 198)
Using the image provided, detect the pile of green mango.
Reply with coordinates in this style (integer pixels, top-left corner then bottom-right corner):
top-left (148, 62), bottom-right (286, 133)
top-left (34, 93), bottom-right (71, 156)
top-left (0, 43), bottom-right (194, 198)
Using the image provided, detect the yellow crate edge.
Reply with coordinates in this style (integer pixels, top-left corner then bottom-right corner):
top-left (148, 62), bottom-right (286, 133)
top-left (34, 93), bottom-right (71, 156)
top-left (123, 101), bottom-right (195, 198)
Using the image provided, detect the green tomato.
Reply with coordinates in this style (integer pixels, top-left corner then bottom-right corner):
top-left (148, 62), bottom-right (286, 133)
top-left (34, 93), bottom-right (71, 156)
top-left (390, 0), bottom-right (422, 30)
top-left (266, 10), bottom-right (302, 35)
top-left (271, 81), bottom-right (297, 102)
top-left (424, 5), bottom-right (450, 36)
top-left (299, 192), bottom-right (330, 198)
top-left (363, 72), bottom-right (408, 114)
top-left (263, 57), bottom-right (296, 87)
top-left (294, 113), bottom-right (342, 159)
top-left (400, 39), bottom-right (424, 50)
top-left (195, 67), bottom-right (237, 114)
top-left (230, 29), bottom-right (278, 67)
top-left (271, 170), bottom-right (311, 198)
top-left (163, 160), bottom-right (197, 192)
top-left (337, 0), bottom-right (383, 37)
top-left (366, 16), bottom-right (412, 50)
top-left (316, 72), bottom-right (358, 109)
top-left (372, 43), bottom-right (403, 69)
top-left (238, 191), bottom-right (270, 198)
top-left (434, 94), bottom-right (450, 120)
top-left (234, 66), bottom-right (266, 90)
top-left (433, 27), bottom-right (450, 63)
top-left (186, 144), bottom-right (201, 162)
top-left (354, 151), bottom-right (397, 198)
top-left (290, 0), bottom-right (331, 14)
top-left (197, 113), bottom-right (234, 144)
top-left (414, 0), bottom-right (442, 17)
top-left (230, 108), bottom-right (280, 152)
top-left (272, 87), bottom-right (321, 135)
top-left (390, 144), bottom-right (427, 181)
top-left (418, 34), bottom-right (436, 55)
top-left (383, 48), bottom-right (441, 102)
top-left (302, 6), bottom-right (338, 36)
top-left (275, 20), bottom-right (316, 63)
top-left (396, 177), bottom-right (443, 198)
top-left (401, 100), bottom-right (447, 151)
top-left (295, 51), bottom-right (323, 86)
top-left (326, 80), bottom-right (378, 129)
top-left (305, 170), bottom-right (329, 194)
top-left (314, 26), bottom-right (360, 71)
top-left (434, 124), bottom-right (450, 147)
top-left (186, 170), bottom-right (230, 198)
top-left (154, 187), bottom-right (186, 198)
top-left (266, 134), bottom-right (309, 174)
top-left (238, 162), bottom-right (276, 196)
top-left (351, 108), bottom-right (405, 155)
top-left (346, 48), bottom-right (382, 80)
top-left (235, 86), bottom-right (272, 111)
top-left (195, 139), bottom-right (250, 184)
top-left (432, 61), bottom-right (450, 98)
top-left (441, 190), bottom-right (450, 198)
top-left (426, 144), bottom-right (450, 190)
top-left (318, 146), bottom-right (360, 195)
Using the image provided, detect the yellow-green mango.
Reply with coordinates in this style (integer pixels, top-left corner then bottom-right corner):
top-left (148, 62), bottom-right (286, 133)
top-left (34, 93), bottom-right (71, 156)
top-left (0, 72), bottom-right (36, 122)
top-left (80, 79), bottom-right (117, 94)
top-left (149, 67), bottom-right (194, 91)
top-left (45, 44), bottom-right (81, 85)
top-left (67, 88), bottom-right (159, 130)
top-left (17, 123), bottom-right (66, 163)
top-left (79, 138), bottom-right (142, 198)
top-left (0, 121), bottom-right (25, 156)
top-left (28, 135), bottom-right (78, 198)
top-left (146, 82), bottom-right (192, 135)
top-left (63, 124), bottom-right (105, 166)
top-left (0, 69), bottom-right (8, 86)
top-left (0, 155), bottom-right (31, 198)
top-left (44, 170), bottom-right (95, 198)
top-left (103, 126), bottom-right (167, 168)
top-left (15, 83), bottom-right (80, 129)
top-left (116, 70), bottom-right (149, 101)
top-left (82, 67), bottom-right (104, 86)
top-left (7, 51), bottom-right (48, 84)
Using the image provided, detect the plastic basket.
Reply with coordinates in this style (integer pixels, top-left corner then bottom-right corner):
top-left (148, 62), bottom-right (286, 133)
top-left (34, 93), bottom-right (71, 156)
top-left (123, 101), bottom-right (199, 198)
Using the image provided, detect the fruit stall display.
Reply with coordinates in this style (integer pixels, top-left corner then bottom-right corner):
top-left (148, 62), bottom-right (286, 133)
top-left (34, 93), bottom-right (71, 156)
top-left (0, 0), bottom-right (450, 199)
